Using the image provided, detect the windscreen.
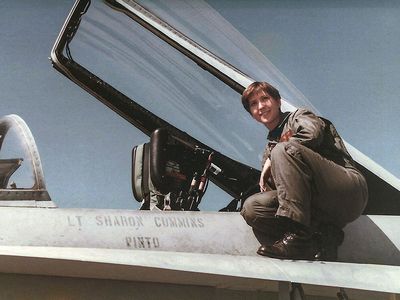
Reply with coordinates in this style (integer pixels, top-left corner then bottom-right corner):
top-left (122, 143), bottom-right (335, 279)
top-left (0, 115), bottom-right (45, 191)
top-left (0, 126), bottom-right (34, 189)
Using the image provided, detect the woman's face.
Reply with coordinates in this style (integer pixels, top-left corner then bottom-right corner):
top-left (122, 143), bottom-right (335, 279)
top-left (248, 90), bottom-right (281, 130)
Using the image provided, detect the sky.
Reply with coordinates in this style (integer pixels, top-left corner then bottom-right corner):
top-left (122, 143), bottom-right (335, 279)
top-left (0, 0), bottom-right (399, 210)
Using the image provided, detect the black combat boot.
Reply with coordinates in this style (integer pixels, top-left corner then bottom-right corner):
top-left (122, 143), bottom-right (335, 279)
top-left (257, 220), bottom-right (320, 260)
top-left (314, 223), bottom-right (344, 261)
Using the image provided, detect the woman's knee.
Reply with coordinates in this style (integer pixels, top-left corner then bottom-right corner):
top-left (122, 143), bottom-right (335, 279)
top-left (271, 141), bottom-right (302, 161)
top-left (240, 195), bottom-right (258, 224)
top-left (240, 191), bottom-right (278, 225)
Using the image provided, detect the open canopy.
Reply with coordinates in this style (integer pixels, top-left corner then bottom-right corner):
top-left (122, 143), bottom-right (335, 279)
top-left (51, 0), bottom-right (399, 213)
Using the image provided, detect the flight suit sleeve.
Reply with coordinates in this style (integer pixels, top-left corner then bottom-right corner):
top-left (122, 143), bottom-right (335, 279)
top-left (287, 108), bottom-right (325, 150)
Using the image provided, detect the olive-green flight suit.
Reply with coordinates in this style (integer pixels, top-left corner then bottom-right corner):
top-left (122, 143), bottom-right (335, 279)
top-left (241, 109), bottom-right (368, 242)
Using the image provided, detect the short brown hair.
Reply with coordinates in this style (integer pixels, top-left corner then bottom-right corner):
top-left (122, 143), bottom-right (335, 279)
top-left (241, 81), bottom-right (281, 113)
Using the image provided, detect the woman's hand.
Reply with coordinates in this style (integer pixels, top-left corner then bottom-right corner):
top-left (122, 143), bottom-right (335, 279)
top-left (259, 158), bottom-right (272, 192)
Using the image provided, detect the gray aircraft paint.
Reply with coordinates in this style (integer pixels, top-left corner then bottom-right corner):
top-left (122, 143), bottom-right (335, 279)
top-left (0, 207), bottom-right (399, 294)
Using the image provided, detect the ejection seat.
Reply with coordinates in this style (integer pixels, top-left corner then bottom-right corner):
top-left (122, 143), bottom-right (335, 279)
top-left (132, 128), bottom-right (212, 211)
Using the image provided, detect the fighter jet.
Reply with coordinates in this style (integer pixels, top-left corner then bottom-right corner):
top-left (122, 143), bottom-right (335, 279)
top-left (0, 0), bottom-right (399, 299)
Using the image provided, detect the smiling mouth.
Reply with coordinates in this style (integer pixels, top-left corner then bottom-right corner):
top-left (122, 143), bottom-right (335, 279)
top-left (260, 110), bottom-right (270, 117)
